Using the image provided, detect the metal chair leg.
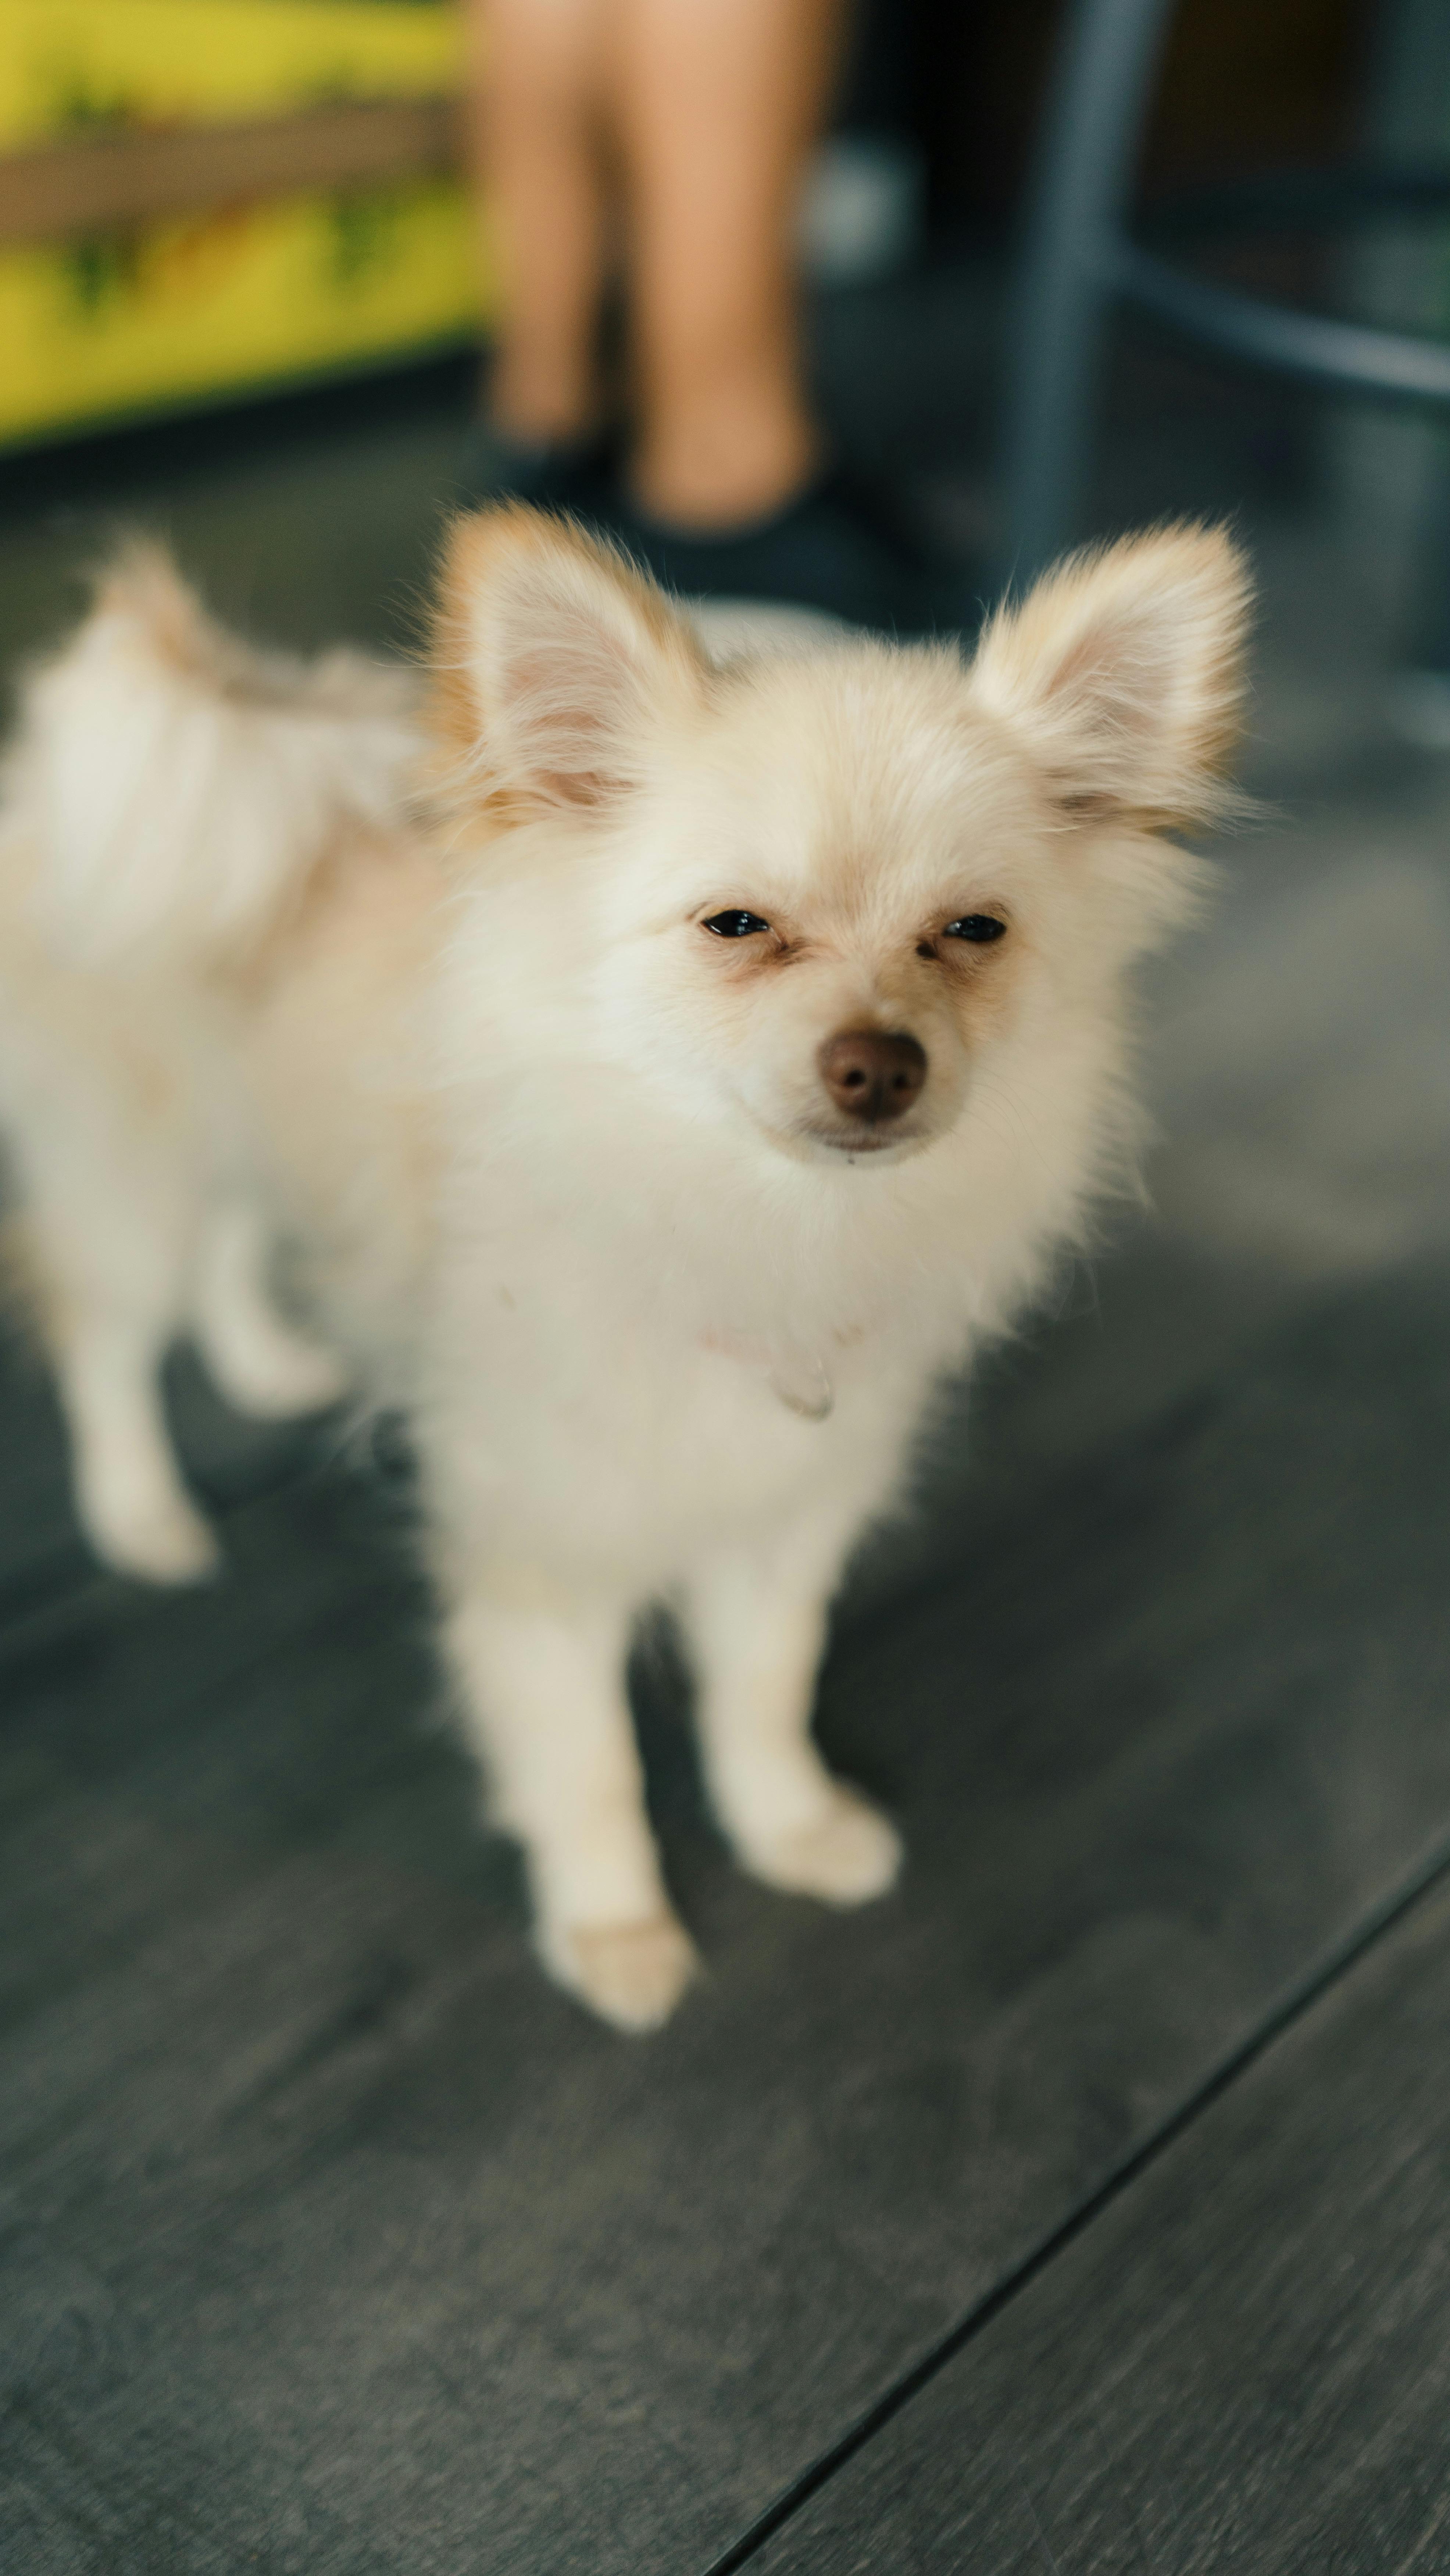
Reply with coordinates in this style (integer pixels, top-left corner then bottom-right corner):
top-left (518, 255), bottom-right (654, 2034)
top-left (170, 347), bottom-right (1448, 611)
top-left (1003, 0), bottom-right (1178, 583)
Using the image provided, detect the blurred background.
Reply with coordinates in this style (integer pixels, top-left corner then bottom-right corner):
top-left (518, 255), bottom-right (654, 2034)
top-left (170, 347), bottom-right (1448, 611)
top-left (0, 0), bottom-right (1409, 617)
top-left (0, 2), bottom-right (1442, 652)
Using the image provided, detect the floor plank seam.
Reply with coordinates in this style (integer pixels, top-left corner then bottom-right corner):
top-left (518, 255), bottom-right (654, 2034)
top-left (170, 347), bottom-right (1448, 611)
top-left (701, 1820), bottom-right (1450, 2576)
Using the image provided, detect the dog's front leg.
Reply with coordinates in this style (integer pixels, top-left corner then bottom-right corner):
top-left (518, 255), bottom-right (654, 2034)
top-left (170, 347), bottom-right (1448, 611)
top-left (686, 1549), bottom-right (902, 1906)
top-left (447, 1586), bottom-right (697, 2032)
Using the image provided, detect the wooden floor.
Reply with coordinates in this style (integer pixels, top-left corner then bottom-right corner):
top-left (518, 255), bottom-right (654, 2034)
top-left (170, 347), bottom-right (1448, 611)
top-left (4, 285), bottom-right (1450, 2573)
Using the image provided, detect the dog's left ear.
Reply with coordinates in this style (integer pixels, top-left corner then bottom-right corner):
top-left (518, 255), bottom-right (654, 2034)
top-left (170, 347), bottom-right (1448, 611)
top-left (968, 525), bottom-right (1251, 831)
top-left (431, 502), bottom-right (707, 814)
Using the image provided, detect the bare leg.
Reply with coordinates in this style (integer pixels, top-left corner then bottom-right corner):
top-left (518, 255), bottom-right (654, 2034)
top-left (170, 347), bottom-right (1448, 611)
top-left (448, 1586), bottom-right (697, 2030)
top-left (463, 0), bottom-right (611, 440)
top-left (192, 1200), bottom-right (346, 1420)
top-left (686, 1544), bottom-right (901, 1901)
top-left (613, 0), bottom-right (843, 526)
top-left (462, 0), bottom-right (847, 515)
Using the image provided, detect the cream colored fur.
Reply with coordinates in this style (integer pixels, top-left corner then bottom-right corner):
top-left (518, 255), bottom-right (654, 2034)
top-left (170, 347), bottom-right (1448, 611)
top-left (0, 511), bottom-right (1249, 2028)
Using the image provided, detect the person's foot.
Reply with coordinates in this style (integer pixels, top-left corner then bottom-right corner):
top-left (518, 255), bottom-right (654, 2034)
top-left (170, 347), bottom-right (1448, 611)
top-left (456, 419), bottom-right (614, 518)
top-left (593, 464), bottom-right (960, 637)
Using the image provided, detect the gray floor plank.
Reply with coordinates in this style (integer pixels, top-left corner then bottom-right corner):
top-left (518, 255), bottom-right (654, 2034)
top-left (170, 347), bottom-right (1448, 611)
top-left (3, 1267), bottom-right (1450, 2573)
top-left (751, 1868), bottom-right (1450, 2576)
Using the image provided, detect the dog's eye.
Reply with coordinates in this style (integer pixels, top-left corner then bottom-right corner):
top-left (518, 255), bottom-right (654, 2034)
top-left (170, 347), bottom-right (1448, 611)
top-left (942, 915), bottom-right (1006, 945)
top-left (704, 909), bottom-right (771, 939)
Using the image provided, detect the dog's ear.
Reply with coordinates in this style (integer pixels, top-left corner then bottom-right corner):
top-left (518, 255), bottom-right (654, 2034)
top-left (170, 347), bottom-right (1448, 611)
top-left (431, 502), bottom-right (707, 815)
top-left (968, 525), bottom-right (1251, 831)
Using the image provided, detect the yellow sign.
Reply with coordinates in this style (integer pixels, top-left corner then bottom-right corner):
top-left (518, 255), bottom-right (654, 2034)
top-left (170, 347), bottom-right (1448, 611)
top-left (0, 0), bottom-right (491, 447)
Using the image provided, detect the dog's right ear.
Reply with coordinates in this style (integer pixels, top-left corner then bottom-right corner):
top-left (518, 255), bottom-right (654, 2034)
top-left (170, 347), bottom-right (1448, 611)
top-left (430, 503), bottom-right (707, 816)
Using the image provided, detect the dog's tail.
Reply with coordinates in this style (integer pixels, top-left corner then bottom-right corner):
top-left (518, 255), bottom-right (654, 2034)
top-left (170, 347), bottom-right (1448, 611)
top-left (11, 540), bottom-right (423, 967)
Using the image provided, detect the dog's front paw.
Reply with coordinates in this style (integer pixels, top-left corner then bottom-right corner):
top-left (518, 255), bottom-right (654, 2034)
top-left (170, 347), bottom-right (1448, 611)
top-left (741, 1785), bottom-right (902, 1907)
top-left (545, 1913), bottom-right (700, 2034)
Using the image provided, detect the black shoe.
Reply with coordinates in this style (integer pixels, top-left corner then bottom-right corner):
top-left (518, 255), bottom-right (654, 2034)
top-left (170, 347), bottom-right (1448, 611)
top-left (454, 421), bottom-right (615, 518)
top-left (590, 464), bottom-right (960, 637)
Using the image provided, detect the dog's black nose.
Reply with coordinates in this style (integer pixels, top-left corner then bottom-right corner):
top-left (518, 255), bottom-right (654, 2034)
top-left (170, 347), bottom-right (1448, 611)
top-left (819, 1030), bottom-right (927, 1124)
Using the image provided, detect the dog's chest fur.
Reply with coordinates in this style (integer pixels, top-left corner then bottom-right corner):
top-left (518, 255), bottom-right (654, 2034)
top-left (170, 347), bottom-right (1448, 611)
top-left (409, 1058), bottom-right (1043, 1592)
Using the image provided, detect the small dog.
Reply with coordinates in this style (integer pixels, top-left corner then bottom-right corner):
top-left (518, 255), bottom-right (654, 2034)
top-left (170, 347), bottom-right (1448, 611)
top-left (0, 508), bottom-right (1248, 2028)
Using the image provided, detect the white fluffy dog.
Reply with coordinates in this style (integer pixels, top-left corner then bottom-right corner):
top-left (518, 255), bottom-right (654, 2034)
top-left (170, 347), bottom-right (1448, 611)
top-left (0, 507), bottom-right (1248, 2028)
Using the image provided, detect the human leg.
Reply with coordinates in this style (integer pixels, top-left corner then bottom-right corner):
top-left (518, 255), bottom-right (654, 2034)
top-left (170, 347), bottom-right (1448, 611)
top-left (463, 0), bottom-right (612, 444)
top-left (613, 0), bottom-right (842, 528)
